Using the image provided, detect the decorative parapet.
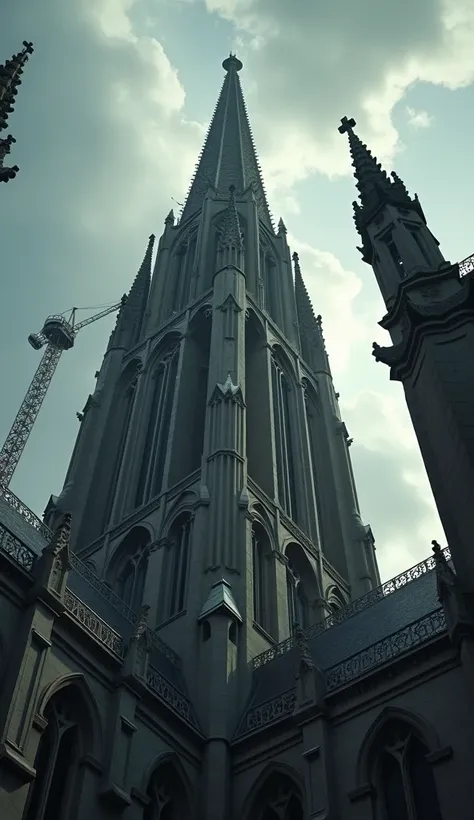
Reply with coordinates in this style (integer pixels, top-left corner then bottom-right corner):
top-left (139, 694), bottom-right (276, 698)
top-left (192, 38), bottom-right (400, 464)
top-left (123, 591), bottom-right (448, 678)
top-left (146, 665), bottom-right (195, 725)
top-left (459, 254), bottom-right (474, 278)
top-left (64, 589), bottom-right (124, 657)
top-left (325, 608), bottom-right (447, 692)
top-left (0, 521), bottom-right (37, 571)
top-left (70, 553), bottom-right (181, 668)
top-left (241, 609), bottom-right (447, 738)
top-left (245, 688), bottom-right (296, 735)
top-left (253, 548), bottom-right (451, 669)
top-left (70, 552), bottom-right (138, 623)
top-left (0, 483), bottom-right (52, 540)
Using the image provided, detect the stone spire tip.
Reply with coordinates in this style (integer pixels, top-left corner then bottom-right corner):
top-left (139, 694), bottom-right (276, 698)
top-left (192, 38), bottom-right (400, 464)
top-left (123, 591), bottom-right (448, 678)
top-left (222, 53), bottom-right (243, 73)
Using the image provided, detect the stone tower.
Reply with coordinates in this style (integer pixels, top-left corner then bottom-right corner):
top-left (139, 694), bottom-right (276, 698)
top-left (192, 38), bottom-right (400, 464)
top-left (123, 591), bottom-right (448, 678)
top-left (44, 58), bottom-right (378, 816)
top-left (339, 115), bottom-right (474, 593)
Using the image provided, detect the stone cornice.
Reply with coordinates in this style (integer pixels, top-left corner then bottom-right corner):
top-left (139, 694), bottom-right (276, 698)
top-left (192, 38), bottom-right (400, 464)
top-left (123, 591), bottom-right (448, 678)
top-left (373, 275), bottom-right (474, 380)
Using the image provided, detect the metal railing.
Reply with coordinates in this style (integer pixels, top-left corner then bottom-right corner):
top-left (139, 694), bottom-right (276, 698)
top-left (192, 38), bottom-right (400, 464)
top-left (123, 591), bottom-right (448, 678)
top-left (0, 483), bottom-right (52, 540)
top-left (252, 548), bottom-right (451, 670)
top-left (459, 254), bottom-right (474, 278)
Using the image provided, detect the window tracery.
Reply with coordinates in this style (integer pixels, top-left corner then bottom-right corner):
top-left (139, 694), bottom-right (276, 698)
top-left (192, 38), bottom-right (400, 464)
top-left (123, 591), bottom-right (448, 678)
top-left (24, 688), bottom-right (91, 820)
top-left (371, 721), bottom-right (443, 820)
top-left (143, 761), bottom-right (191, 820)
top-left (111, 527), bottom-right (151, 613)
top-left (248, 772), bottom-right (304, 820)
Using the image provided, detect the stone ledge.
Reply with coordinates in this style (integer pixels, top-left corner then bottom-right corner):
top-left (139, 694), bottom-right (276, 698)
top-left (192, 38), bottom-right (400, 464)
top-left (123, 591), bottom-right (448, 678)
top-left (99, 783), bottom-right (132, 811)
top-left (0, 741), bottom-right (36, 783)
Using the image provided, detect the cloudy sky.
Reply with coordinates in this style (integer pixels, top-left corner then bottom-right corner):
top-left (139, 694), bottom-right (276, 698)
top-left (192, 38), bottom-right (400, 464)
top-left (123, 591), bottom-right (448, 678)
top-left (1, 0), bottom-right (473, 582)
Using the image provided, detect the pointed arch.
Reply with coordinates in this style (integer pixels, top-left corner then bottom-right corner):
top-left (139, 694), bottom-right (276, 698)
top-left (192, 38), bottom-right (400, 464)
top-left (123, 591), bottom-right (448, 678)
top-left (356, 706), bottom-right (441, 785)
top-left (357, 708), bottom-right (444, 820)
top-left (284, 542), bottom-right (321, 631)
top-left (158, 511), bottom-right (193, 623)
top-left (140, 750), bottom-right (193, 803)
top-left (271, 345), bottom-right (299, 522)
top-left (26, 673), bottom-right (104, 820)
top-left (249, 502), bottom-right (276, 549)
top-left (106, 525), bottom-right (151, 613)
top-left (325, 584), bottom-right (347, 613)
top-left (210, 208), bottom-right (247, 287)
top-left (246, 311), bottom-right (273, 496)
top-left (142, 751), bottom-right (194, 820)
top-left (251, 520), bottom-right (273, 634)
top-left (168, 307), bottom-right (211, 484)
top-left (243, 761), bottom-right (305, 820)
top-left (36, 673), bottom-right (103, 759)
top-left (134, 335), bottom-right (182, 507)
top-left (159, 491), bottom-right (198, 536)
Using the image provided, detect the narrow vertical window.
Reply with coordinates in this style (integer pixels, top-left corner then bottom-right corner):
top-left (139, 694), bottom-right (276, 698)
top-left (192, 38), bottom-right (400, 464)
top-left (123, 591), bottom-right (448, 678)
top-left (386, 236), bottom-right (405, 274)
top-left (103, 366), bottom-right (139, 528)
top-left (162, 514), bottom-right (192, 621)
top-left (135, 345), bottom-right (179, 507)
top-left (374, 724), bottom-right (443, 820)
top-left (252, 524), bottom-right (272, 632)
top-left (271, 357), bottom-right (297, 521)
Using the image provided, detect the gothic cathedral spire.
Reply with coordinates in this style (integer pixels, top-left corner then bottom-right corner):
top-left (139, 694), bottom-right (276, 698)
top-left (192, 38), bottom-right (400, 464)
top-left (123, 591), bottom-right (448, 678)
top-left (180, 54), bottom-right (273, 228)
top-left (341, 113), bottom-right (474, 594)
top-left (0, 40), bottom-right (34, 183)
top-left (339, 115), bottom-right (446, 305)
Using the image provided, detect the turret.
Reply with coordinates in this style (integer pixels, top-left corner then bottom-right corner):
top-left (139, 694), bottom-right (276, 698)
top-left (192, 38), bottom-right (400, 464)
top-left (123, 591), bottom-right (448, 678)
top-left (338, 116), bottom-right (446, 307)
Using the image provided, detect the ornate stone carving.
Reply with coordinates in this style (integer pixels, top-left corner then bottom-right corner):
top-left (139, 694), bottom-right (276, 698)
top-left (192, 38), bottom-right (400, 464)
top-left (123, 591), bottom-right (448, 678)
top-left (64, 589), bottom-right (124, 656)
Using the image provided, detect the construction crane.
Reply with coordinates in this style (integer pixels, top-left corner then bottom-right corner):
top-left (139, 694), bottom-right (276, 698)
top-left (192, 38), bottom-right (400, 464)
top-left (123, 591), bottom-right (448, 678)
top-left (0, 301), bottom-right (123, 487)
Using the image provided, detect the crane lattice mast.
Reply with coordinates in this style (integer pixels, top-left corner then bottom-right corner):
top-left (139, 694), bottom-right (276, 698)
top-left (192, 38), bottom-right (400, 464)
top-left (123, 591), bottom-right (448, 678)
top-left (0, 302), bottom-right (122, 487)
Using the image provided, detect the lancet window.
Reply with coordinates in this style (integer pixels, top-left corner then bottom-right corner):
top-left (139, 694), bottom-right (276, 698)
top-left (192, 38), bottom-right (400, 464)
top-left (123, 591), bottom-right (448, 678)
top-left (271, 353), bottom-right (298, 520)
top-left (24, 687), bottom-right (92, 820)
top-left (143, 760), bottom-right (191, 820)
top-left (286, 566), bottom-right (309, 633)
top-left (160, 513), bottom-right (192, 622)
top-left (135, 343), bottom-right (180, 507)
top-left (111, 527), bottom-right (151, 613)
top-left (252, 523), bottom-right (272, 633)
top-left (371, 721), bottom-right (443, 820)
top-left (102, 361), bottom-right (140, 528)
top-left (248, 772), bottom-right (304, 820)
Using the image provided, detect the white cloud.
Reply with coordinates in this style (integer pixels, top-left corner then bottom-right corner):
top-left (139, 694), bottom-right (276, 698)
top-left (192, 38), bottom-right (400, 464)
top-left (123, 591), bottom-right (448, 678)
top-left (406, 106), bottom-right (434, 128)
top-left (204, 0), bottom-right (474, 191)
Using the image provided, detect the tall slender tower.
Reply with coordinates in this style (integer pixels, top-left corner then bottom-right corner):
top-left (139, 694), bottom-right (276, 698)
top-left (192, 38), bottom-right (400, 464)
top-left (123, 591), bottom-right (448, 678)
top-left (49, 59), bottom-right (378, 818)
top-left (0, 40), bottom-right (34, 183)
top-left (339, 115), bottom-right (474, 592)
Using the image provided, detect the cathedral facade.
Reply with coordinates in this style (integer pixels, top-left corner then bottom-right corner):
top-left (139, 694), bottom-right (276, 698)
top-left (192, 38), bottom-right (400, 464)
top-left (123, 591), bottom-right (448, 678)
top-left (1, 49), bottom-right (474, 820)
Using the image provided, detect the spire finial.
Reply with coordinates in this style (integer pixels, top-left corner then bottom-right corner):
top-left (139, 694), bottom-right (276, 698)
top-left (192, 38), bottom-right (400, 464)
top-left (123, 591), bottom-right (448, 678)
top-left (222, 53), bottom-right (243, 72)
top-left (338, 115), bottom-right (356, 135)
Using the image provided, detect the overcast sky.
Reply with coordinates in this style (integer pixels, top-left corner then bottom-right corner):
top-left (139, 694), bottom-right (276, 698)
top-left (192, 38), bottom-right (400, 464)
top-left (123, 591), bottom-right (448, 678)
top-left (1, 0), bottom-right (473, 582)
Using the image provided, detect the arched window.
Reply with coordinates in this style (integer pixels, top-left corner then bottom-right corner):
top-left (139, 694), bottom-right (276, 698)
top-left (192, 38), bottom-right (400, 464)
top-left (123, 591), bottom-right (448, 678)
top-left (135, 342), bottom-right (180, 507)
top-left (248, 772), bottom-right (304, 820)
top-left (110, 527), bottom-right (151, 613)
top-left (271, 353), bottom-right (298, 521)
top-left (168, 240), bottom-right (188, 315)
top-left (24, 686), bottom-right (93, 820)
top-left (101, 360), bottom-right (141, 530)
top-left (286, 567), bottom-right (309, 633)
top-left (285, 543), bottom-right (319, 633)
top-left (144, 760), bottom-right (191, 820)
top-left (252, 523), bottom-right (272, 633)
top-left (160, 513), bottom-right (192, 622)
top-left (371, 721), bottom-right (443, 820)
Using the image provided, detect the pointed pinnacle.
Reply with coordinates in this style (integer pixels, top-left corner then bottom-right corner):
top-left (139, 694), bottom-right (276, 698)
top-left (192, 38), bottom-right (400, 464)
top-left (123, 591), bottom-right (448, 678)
top-left (218, 185), bottom-right (244, 251)
top-left (278, 217), bottom-right (287, 234)
top-left (0, 41), bottom-right (34, 133)
top-left (338, 115), bottom-right (392, 209)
